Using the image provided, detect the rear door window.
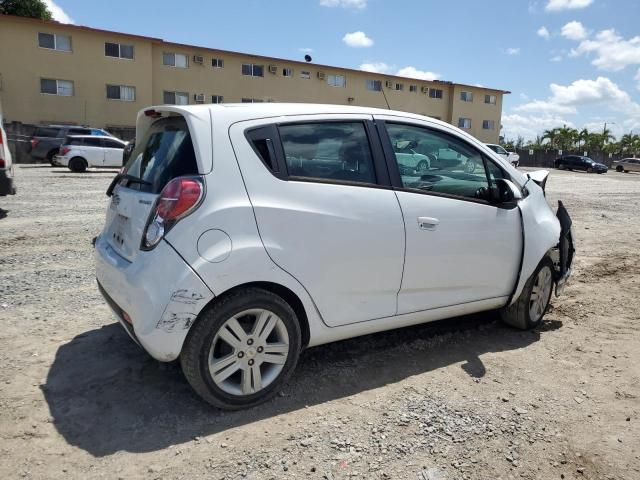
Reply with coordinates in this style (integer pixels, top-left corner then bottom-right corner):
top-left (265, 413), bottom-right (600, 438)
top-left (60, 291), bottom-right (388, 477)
top-left (34, 127), bottom-right (60, 137)
top-left (69, 128), bottom-right (91, 136)
top-left (278, 122), bottom-right (376, 184)
top-left (83, 137), bottom-right (103, 147)
top-left (123, 116), bottom-right (199, 193)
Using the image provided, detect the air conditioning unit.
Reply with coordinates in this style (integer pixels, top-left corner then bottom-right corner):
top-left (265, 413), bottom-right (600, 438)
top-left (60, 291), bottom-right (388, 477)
top-left (385, 80), bottom-right (393, 88)
top-left (317, 71), bottom-right (326, 80)
top-left (193, 55), bottom-right (204, 65)
top-left (268, 65), bottom-right (278, 74)
top-left (421, 86), bottom-right (429, 94)
top-left (194, 93), bottom-right (205, 103)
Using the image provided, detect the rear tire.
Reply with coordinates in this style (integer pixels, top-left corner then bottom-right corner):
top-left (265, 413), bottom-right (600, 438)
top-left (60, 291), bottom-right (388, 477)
top-left (587, 167), bottom-right (593, 173)
top-left (416, 160), bottom-right (429, 174)
top-left (181, 288), bottom-right (302, 410)
top-left (624, 170), bottom-right (629, 173)
top-left (500, 256), bottom-right (554, 330)
top-left (557, 163), bottom-right (565, 170)
top-left (69, 157), bottom-right (87, 173)
top-left (616, 165), bottom-right (624, 172)
top-left (46, 149), bottom-right (58, 165)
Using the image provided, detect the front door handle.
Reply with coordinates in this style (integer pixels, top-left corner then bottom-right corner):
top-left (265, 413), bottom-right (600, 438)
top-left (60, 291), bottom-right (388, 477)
top-left (418, 216), bottom-right (440, 230)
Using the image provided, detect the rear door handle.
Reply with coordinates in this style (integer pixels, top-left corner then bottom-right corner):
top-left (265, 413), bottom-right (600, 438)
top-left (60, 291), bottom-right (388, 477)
top-left (418, 216), bottom-right (439, 230)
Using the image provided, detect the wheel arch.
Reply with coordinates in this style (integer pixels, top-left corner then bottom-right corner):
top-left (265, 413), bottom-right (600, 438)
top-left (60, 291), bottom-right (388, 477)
top-left (195, 281), bottom-right (311, 349)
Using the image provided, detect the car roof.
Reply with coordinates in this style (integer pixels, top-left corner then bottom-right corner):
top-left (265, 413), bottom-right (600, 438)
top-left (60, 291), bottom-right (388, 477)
top-left (144, 103), bottom-right (456, 126)
top-left (66, 134), bottom-right (123, 141)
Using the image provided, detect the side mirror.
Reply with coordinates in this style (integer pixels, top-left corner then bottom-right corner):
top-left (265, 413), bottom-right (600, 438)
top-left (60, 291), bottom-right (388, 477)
top-left (489, 178), bottom-right (522, 209)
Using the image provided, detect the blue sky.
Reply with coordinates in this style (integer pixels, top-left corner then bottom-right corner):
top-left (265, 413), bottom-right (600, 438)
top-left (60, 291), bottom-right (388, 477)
top-left (46, 0), bottom-right (640, 140)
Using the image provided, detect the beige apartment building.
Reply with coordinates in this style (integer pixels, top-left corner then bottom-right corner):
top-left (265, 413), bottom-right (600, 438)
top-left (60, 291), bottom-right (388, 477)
top-left (0, 14), bottom-right (508, 142)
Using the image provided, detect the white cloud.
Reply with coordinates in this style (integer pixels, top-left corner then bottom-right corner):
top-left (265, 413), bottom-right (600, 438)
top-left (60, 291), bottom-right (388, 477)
top-left (43, 0), bottom-right (74, 23)
top-left (298, 47), bottom-right (314, 53)
top-left (395, 66), bottom-right (440, 81)
top-left (571, 28), bottom-right (640, 71)
top-left (545, 0), bottom-right (593, 12)
top-left (537, 26), bottom-right (550, 39)
top-left (514, 100), bottom-right (577, 115)
top-left (343, 31), bottom-right (374, 48)
top-left (507, 77), bottom-right (640, 139)
top-left (561, 21), bottom-right (587, 40)
top-left (320, 0), bottom-right (367, 9)
top-left (359, 62), bottom-right (391, 73)
top-left (550, 55), bottom-right (563, 62)
top-left (358, 63), bottom-right (441, 81)
top-left (505, 47), bottom-right (521, 56)
top-left (520, 93), bottom-right (530, 101)
top-left (636, 69), bottom-right (640, 90)
top-left (502, 113), bottom-right (575, 141)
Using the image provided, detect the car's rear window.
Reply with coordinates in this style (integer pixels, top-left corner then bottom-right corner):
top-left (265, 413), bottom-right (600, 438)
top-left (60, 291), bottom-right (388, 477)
top-left (123, 116), bottom-right (198, 193)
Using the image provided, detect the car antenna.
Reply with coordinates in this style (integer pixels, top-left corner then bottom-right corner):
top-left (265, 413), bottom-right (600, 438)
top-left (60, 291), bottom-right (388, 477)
top-left (381, 85), bottom-right (391, 110)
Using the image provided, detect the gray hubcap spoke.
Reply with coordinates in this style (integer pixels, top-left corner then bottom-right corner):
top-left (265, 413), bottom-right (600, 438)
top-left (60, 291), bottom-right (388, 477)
top-left (529, 266), bottom-right (552, 322)
top-left (208, 308), bottom-right (290, 397)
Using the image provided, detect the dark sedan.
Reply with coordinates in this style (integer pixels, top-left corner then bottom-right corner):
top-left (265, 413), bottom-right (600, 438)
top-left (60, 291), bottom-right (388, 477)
top-left (555, 155), bottom-right (608, 174)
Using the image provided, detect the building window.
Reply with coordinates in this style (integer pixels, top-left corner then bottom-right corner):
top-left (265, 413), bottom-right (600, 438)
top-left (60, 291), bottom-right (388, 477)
top-left (241, 98), bottom-right (264, 103)
top-left (163, 91), bottom-right (189, 105)
top-left (327, 74), bottom-right (346, 87)
top-left (212, 58), bottom-right (224, 68)
top-left (485, 94), bottom-right (496, 105)
top-left (242, 64), bottom-right (264, 77)
top-left (409, 85), bottom-right (418, 93)
top-left (460, 91), bottom-right (474, 102)
top-left (163, 53), bottom-right (188, 68)
top-left (458, 118), bottom-right (472, 129)
top-left (106, 85), bottom-right (136, 101)
top-left (40, 78), bottom-right (73, 96)
top-left (300, 71), bottom-right (311, 79)
top-left (283, 68), bottom-right (293, 77)
top-left (212, 95), bottom-right (224, 104)
top-left (395, 83), bottom-right (404, 91)
top-left (105, 42), bottom-right (134, 59)
top-left (482, 120), bottom-right (495, 130)
top-left (429, 89), bottom-right (443, 99)
top-left (38, 32), bottom-right (71, 52)
top-left (366, 79), bottom-right (382, 91)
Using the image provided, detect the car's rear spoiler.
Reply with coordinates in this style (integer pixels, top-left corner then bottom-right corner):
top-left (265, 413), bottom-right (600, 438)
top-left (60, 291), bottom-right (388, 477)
top-left (527, 170), bottom-right (550, 193)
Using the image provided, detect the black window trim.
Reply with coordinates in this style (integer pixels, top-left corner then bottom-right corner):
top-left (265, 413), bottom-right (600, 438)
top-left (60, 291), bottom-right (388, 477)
top-left (375, 119), bottom-right (512, 206)
top-left (244, 118), bottom-right (392, 189)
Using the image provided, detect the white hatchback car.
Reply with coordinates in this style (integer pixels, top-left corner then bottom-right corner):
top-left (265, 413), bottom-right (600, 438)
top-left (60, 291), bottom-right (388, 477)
top-left (95, 104), bottom-right (574, 409)
top-left (54, 135), bottom-right (127, 172)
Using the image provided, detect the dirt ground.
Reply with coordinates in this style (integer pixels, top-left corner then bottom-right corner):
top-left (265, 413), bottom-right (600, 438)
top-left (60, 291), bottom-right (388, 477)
top-left (0, 164), bottom-right (639, 480)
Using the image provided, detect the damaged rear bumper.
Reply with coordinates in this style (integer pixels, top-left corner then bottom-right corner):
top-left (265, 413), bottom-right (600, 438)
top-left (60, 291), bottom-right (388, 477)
top-left (551, 200), bottom-right (575, 296)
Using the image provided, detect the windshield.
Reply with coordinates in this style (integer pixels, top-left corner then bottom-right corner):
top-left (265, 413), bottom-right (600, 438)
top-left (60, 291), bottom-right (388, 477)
top-left (123, 116), bottom-right (199, 193)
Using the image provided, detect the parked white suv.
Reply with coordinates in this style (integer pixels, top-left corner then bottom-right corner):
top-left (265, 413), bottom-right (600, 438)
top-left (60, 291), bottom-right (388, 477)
top-left (54, 135), bottom-right (127, 172)
top-left (486, 143), bottom-right (520, 168)
top-left (95, 104), bottom-right (574, 409)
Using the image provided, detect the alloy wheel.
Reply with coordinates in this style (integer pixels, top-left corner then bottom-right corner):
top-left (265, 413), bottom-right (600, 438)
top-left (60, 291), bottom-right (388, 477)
top-left (529, 266), bottom-right (552, 323)
top-left (208, 309), bottom-right (290, 396)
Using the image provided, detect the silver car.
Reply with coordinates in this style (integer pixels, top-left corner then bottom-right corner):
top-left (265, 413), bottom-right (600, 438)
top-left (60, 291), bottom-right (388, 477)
top-left (613, 158), bottom-right (640, 173)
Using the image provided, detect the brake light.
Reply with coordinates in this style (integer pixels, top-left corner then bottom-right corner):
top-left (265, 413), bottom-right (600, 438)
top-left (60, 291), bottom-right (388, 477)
top-left (61, 146), bottom-right (71, 156)
top-left (142, 177), bottom-right (204, 249)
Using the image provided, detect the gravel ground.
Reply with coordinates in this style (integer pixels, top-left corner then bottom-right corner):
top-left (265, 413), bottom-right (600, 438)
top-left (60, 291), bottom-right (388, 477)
top-left (0, 165), bottom-right (639, 480)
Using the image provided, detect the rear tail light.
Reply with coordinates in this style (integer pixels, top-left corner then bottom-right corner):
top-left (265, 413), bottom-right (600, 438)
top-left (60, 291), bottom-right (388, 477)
top-left (142, 176), bottom-right (204, 250)
top-left (60, 146), bottom-right (71, 156)
top-left (31, 138), bottom-right (39, 149)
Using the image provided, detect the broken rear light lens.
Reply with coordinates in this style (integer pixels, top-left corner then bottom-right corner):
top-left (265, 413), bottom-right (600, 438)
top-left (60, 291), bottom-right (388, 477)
top-left (142, 176), bottom-right (204, 250)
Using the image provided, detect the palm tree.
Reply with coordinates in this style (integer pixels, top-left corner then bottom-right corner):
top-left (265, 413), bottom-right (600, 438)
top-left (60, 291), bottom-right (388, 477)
top-left (556, 125), bottom-right (579, 151)
top-left (541, 128), bottom-right (559, 149)
top-left (578, 128), bottom-right (589, 150)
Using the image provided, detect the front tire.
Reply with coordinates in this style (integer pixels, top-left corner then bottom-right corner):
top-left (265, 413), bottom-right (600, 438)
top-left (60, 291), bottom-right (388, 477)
top-left (616, 165), bottom-right (624, 172)
top-left (181, 288), bottom-right (302, 410)
top-left (500, 256), bottom-right (554, 330)
top-left (464, 160), bottom-right (476, 173)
